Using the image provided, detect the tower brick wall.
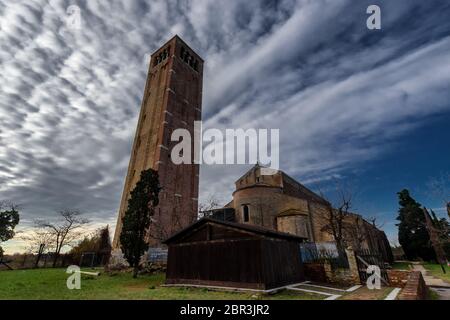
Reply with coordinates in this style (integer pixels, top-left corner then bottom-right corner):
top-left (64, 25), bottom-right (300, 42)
top-left (113, 36), bottom-right (203, 249)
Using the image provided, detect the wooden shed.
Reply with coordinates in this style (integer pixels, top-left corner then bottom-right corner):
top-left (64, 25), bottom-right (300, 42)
top-left (163, 218), bottom-right (306, 290)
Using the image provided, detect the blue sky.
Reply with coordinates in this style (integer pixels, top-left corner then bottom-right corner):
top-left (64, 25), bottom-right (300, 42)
top-left (322, 114), bottom-right (450, 244)
top-left (0, 0), bottom-right (449, 252)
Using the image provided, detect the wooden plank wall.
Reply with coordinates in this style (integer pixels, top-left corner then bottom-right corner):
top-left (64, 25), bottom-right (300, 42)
top-left (166, 239), bottom-right (263, 286)
top-left (166, 238), bottom-right (305, 289)
top-left (261, 240), bottom-right (305, 288)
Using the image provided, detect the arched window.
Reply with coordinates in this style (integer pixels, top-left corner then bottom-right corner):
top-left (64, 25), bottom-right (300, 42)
top-left (243, 205), bottom-right (249, 222)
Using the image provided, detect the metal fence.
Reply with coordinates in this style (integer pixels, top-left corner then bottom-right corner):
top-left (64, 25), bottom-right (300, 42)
top-left (300, 242), bottom-right (349, 269)
top-left (355, 249), bottom-right (390, 284)
top-left (78, 252), bottom-right (110, 268)
top-left (148, 248), bottom-right (168, 264)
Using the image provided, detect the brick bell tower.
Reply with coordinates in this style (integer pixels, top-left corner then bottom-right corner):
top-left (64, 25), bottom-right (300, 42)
top-left (113, 36), bottom-right (203, 249)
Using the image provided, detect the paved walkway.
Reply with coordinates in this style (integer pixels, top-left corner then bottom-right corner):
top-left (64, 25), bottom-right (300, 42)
top-left (412, 263), bottom-right (450, 300)
top-left (412, 263), bottom-right (450, 287)
top-left (430, 287), bottom-right (450, 300)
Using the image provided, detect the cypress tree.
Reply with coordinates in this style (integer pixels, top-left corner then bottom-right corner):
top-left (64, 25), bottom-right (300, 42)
top-left (396, 189), bottom-right (435, 261)
top-left (120, 169), bottom-right (161, 278)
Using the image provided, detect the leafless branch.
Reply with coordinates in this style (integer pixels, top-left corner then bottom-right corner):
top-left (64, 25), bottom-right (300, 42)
top-left (35, 210), bottom-right (90, 267)
top-left (198, 194), bottom-right (221, 217)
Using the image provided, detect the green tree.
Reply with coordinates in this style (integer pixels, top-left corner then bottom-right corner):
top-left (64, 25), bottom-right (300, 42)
top-left (396, 190), bottom-right (435, 261)
top-left (0, 201), bottom-right (20, 254)
top-left (120, 169), bottom-right (161, 278)
top-left (98, 225), bottom-right (112, 264)
top-left (70, 226), bottom-right (112, 266)
top-left (70, 231), bottom-right (100, 265)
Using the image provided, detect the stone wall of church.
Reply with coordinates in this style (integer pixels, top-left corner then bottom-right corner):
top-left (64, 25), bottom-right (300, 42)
top-left (231, 186), bottom-right (310, 234)
top-left (277, 215), bottom-right (311, 239)
top-left (234, 167), bottom-right (283, 190)
top-left (229, 167), bottom-right (391, 258)
top-left (230, 183), bottom-right (339, 242)
top-left (307, 201), bottom-right (335, 242)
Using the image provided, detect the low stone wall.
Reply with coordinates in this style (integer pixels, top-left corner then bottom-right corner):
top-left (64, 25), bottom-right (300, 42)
top-left (323, 248), bottom-right (360, 286)
top-left (398, 271), bottom-right (428, 300)
top-left (303, 248), bottom-right (361, 286)
top-left (387, 270), bottom-right (410, 288)
top-left (324, 264), bottom-right (360, 286)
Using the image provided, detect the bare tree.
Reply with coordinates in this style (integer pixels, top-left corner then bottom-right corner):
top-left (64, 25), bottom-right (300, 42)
top-left (317, 180), bottom-right (378, 252)
top-left (19, 229), bottom-right (55, 268)
top-left (145, 194), bottom-right (222, 244)
top-left (366, 216), bottom-right (385, 229)
top-left (198, 194), bottom-right (221, 218)
top-left (36, 210), bottom-right (89, 267)
top-left (427, 172), bottom-right (450, 218)
top-left (342, 215), bottom-right (367, 251)
top-left (320, 186), bottom-right (353, 252)
top-left (423, 207), bottom-right (448, 271)
top-left (20, 229), bottom-right (54, 253)
top-left (0, 200), bottom-right (20, 212)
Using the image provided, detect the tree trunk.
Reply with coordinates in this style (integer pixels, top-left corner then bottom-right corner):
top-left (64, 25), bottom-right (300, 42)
top-left (52, 248), bottom-right (61, 268)
top-left (447, 202), bottom-right (450, 220)
top-left (423, 207), bottom-right (448, 267)
top-left (335, 239), bottom-right (345, 254)
top-left (34, 244), bottom-right (45, 268)
top-left (21, 254), bottom-right (27, 267)
top-left (133, 265), bottom-right (139, 278)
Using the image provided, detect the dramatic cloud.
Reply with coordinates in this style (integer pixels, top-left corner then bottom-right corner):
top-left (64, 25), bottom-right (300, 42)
top-left (0, 0), bottom-right (449, 251)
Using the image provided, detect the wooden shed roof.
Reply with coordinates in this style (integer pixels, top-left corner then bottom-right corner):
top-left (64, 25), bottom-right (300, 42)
top-left (163, 218), bottom-right (307, 244)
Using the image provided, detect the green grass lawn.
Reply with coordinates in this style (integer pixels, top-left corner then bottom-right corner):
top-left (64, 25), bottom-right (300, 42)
top-left (391, 262), bottom-right (412, 270)
top-left (423, 263), bottom-right (450, 283)
top-left (427, 289), bottom-right (441, 300)
top-left (0, 268), bottom-right (323, 300)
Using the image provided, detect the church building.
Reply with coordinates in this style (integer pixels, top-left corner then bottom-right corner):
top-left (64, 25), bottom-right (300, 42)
top-left (206, 164), bottom-right (392, 262)
top-left (112, 36), bottom-right (392, 265)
